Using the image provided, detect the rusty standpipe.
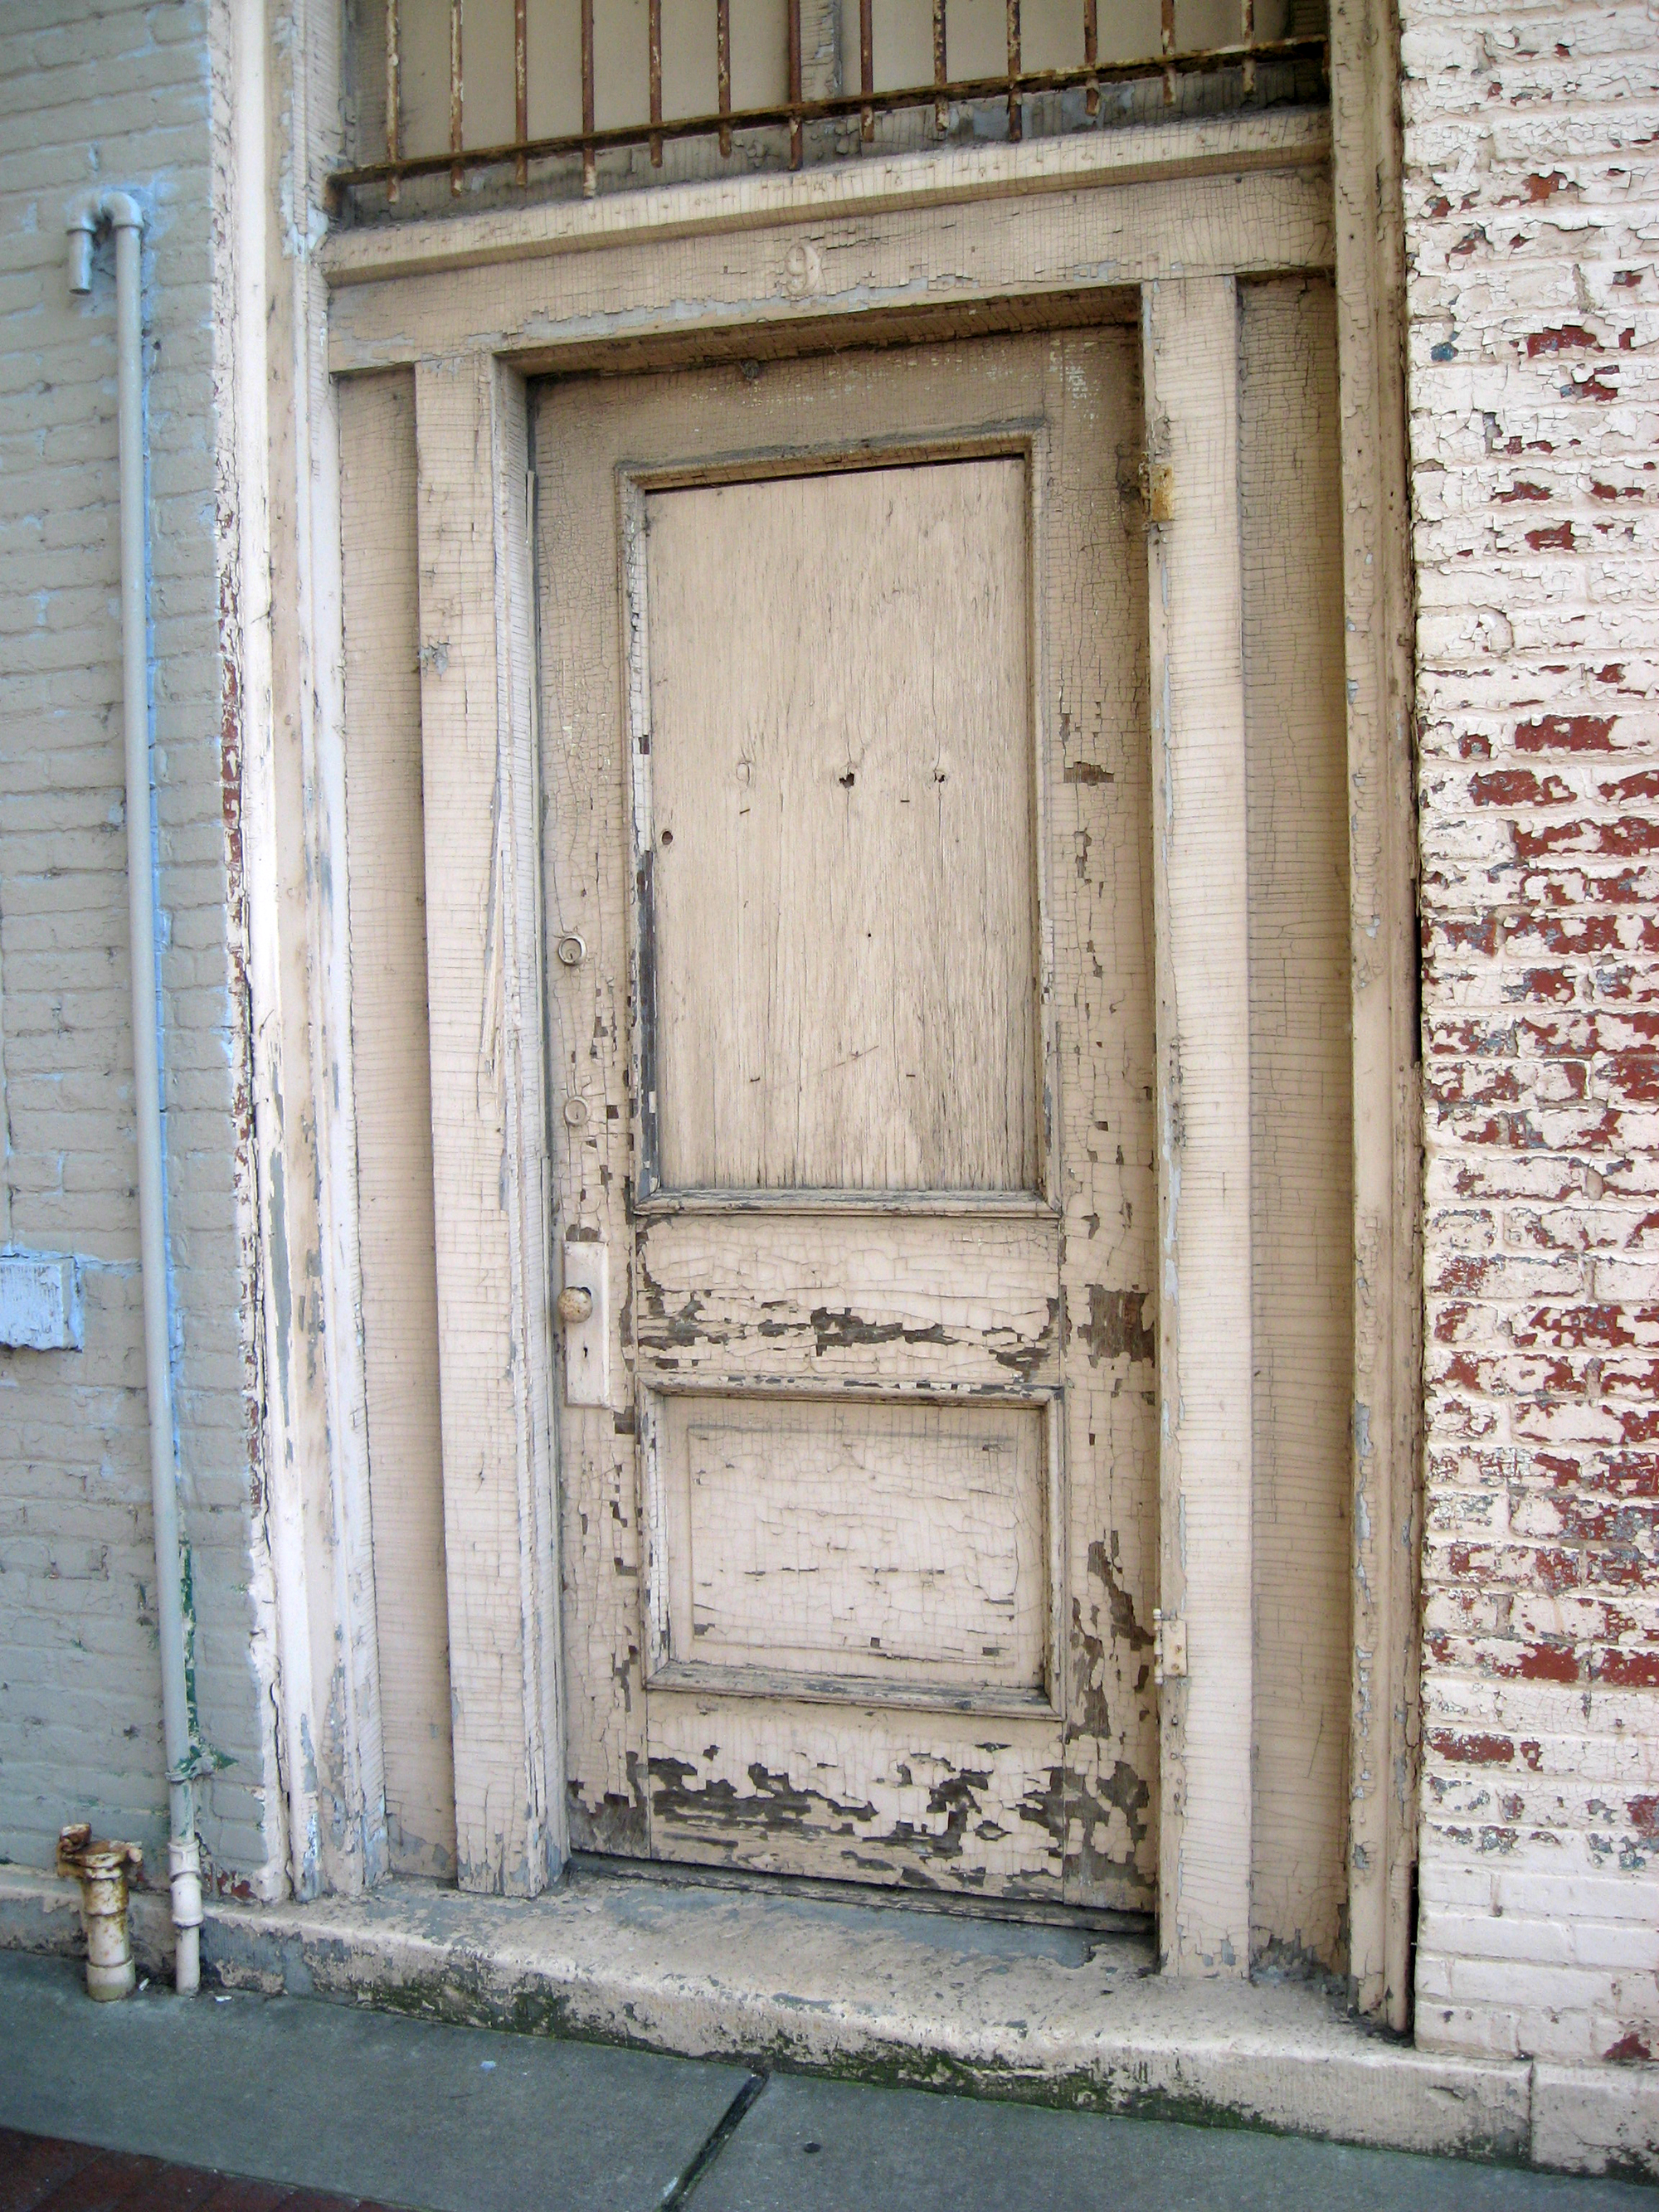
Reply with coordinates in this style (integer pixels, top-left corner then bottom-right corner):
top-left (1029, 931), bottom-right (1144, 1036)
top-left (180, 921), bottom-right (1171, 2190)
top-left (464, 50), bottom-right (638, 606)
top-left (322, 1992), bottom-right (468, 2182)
top-left (56, 1826), bottom-right (144, 2001)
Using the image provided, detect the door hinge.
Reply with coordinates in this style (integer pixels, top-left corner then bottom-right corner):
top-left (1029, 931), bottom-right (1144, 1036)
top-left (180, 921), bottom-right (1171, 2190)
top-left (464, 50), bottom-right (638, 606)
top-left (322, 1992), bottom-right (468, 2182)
top-left (1152, 1608), bottom-right (1187, 1687)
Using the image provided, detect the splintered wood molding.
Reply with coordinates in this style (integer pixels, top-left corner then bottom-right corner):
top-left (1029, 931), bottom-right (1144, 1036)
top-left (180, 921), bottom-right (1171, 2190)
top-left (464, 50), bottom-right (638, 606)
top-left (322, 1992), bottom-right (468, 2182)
top-left (414, 352), bottom-right (561, 1896)
top-left (1331, 0), bottom-right (1419, 2033)
top-left (1144, 274), bottom-right (1254, 1979)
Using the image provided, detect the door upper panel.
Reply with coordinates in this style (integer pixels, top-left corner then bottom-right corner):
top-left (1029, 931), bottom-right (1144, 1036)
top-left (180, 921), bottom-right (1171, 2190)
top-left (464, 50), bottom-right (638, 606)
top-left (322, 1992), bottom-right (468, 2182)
top-left (640, 455), bottom-right (1040, 1195)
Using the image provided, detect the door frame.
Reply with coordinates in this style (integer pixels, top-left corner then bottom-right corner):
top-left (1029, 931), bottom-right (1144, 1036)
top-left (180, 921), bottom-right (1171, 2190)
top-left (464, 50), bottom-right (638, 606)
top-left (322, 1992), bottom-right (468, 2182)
top-left (319, 46), bottom-right (1418, 2020)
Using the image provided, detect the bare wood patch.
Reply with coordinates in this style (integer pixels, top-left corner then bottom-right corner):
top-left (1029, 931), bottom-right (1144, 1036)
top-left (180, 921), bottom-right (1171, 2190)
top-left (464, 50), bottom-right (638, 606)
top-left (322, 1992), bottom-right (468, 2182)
top-left (1144, 274), bottom-right (1253, 1975)
top-left (1240, 275), bottom-right (1354, 1978)
top-left (338, 368), bottom-right (458, 1882)
top-left (640, 456), bottom-right (1040, 1197)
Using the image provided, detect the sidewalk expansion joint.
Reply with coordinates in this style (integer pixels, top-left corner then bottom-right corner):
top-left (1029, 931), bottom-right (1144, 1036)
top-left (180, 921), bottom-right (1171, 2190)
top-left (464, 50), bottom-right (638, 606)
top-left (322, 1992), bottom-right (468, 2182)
top-left (662, 2070), bottom-right (768, 2209)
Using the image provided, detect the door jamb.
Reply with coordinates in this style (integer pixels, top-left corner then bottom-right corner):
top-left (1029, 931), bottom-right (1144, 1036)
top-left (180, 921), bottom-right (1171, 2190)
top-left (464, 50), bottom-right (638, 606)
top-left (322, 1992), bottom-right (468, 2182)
top-left (324, 108), bottom-right (1419, 2015)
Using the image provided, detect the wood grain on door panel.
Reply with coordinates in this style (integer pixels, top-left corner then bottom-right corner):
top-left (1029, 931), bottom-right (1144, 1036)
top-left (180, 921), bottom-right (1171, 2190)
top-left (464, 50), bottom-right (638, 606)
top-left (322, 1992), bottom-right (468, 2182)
top-left (644, 459), bottom-right (1039, 1195)
top-left (538, 331), bottom-right (1155, 1903)
top-left (648, 1394), bottom-right (1049, 1693)
top-left (636, 1210), bottom-right (1061, 1392)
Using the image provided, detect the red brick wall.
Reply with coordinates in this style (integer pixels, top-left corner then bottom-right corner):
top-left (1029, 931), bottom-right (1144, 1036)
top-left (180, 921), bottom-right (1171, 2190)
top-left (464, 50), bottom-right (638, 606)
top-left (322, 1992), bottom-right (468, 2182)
top-left (1404, 0), bottom-right (1659, 2063)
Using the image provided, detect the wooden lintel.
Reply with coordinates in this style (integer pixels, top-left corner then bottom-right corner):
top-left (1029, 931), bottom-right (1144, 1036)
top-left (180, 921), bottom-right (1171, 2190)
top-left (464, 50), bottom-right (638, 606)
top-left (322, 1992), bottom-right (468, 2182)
top-left (1144, 273), bottom-right (1254, 1978)
top-left (327, 164), bottom-right (1332, 377)
top-left (322, 108), bottom-right (1329, 289)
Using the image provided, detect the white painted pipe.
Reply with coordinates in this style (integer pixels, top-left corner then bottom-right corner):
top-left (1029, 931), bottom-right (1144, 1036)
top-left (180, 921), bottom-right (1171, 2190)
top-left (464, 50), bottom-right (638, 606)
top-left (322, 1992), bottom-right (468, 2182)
top-left (67, 192), bottom-right (202, 1997)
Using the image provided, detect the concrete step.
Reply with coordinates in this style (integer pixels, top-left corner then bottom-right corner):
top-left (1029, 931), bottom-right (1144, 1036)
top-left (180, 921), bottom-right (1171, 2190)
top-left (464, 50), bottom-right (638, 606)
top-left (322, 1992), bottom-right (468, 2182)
top-left (4, 1863), bottom-right (1656, 2180)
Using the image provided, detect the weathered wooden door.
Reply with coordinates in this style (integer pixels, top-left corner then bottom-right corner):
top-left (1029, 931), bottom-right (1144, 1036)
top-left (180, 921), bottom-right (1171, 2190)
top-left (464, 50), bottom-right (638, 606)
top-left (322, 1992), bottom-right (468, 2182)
top-left (536, 327), bottom-right (1156, 1907)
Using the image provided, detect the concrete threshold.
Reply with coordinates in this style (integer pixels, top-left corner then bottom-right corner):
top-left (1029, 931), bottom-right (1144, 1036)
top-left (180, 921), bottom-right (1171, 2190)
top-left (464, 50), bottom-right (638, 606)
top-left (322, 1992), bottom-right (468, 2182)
top-left (2, 1862), bottom-right (1655, 2181)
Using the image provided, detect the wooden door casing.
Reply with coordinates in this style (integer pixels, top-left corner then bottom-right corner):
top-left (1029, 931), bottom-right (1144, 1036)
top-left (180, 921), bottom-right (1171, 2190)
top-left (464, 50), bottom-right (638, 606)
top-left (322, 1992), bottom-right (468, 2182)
top-left (536, 328), bottom-right (1155, 1907)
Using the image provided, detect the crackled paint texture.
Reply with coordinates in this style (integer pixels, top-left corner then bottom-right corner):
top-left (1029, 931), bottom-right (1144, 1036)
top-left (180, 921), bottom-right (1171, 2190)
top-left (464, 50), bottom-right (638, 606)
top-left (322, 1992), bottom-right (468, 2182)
top-left (1404, 0), bottom-right (1659, 2068)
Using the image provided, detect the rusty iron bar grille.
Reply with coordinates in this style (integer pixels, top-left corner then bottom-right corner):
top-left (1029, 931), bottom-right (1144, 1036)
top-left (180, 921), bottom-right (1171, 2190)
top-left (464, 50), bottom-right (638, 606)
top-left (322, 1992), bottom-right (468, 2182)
top-left (341, 2), bottom-right (1325, 203)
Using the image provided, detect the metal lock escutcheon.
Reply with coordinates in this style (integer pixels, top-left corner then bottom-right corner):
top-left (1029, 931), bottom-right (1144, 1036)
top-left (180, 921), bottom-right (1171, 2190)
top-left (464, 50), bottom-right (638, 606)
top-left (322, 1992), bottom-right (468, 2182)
top-left (559, 1242), bottom-right (609, 1407)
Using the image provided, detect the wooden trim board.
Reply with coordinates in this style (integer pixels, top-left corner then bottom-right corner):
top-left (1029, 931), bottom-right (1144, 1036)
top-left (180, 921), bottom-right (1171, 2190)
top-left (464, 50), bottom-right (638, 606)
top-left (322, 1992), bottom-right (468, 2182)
top-left (339, 368), bottom-right (459, 1881)
top-left (322, 108), bottom-right (1331, 288)
top-left (326, 163), bottom-right (1334, 374)
top-left (413, 353), bottom-right (562, 1894)
top-left (1143, 275), bottom-right (1254, 1978)
top-left (1331, 0), bottom-right (1422, 2032)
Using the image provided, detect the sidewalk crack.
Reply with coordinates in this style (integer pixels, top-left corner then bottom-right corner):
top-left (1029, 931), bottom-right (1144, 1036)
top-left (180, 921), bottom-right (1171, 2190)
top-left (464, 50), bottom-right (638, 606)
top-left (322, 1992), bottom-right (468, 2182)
top-left (659, 2070), bottom-right (769, 2208)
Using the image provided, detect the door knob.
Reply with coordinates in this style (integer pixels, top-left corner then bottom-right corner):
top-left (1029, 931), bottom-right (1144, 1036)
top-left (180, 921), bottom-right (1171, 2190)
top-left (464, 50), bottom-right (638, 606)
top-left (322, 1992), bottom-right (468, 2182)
top-left (558, 1242), bottom-right (608, 1406)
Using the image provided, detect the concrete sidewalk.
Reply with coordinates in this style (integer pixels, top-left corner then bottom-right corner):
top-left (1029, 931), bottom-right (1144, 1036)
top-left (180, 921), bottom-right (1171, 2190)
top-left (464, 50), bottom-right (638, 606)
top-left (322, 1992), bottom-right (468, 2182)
top-left (1, 1952), bottom-right (1655, 2211)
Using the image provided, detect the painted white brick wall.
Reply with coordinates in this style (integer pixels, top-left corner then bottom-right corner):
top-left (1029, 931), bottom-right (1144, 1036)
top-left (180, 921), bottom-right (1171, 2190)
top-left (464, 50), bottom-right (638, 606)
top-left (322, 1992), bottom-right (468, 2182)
top-left (1403, 0), bottom-right (1659, 2064)
top-left (0, 1), bottom-right (274, 1894)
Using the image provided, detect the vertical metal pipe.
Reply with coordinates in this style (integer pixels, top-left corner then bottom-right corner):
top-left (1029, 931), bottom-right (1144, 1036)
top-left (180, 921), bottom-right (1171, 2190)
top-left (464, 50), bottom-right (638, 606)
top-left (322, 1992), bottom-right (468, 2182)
top-left (1241, 0), bottom-right (1256, 95)
top-left (787, 0), bottom-right (803, 168)
top-left (933, 0), bottom-right (947, 130)
top-left (1083, 0), bottom-right (1097, 115)
top-left (717, 0), bottom-right (732, 154)
top-left (1006, 0), bottom-right (1021, 142)
top-left (449, 0), bottom-right (463, 194)
top-left (1161, 0), bottom-right (1175, 103)
top-left (385, 0), bottom-right (401, 202)
top-left (581, 0), bottom-right (596, 194)
top-left (66, 190), bottom-right (201, 1999)
top-left (859, 0), bottom-right (873, 142)
top-left (115, 204), bottom-right (201, 2003)
top-left (514, 0), bottom-right (528, 182)
top-left (649, 0), bottom-right (663, 164)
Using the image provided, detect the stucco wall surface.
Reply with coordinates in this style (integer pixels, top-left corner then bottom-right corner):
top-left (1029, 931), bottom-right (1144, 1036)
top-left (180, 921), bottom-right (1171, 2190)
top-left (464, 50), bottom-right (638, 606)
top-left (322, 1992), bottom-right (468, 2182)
top-left (1404, 0), bottom-right (1659, 2068)
top-left (0, 1), bottom-right (271, 1889)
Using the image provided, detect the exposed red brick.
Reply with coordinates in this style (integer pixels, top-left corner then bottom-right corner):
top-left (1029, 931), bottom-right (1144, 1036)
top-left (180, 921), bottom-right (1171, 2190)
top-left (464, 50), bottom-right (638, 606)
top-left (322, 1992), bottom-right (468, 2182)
top-left (1470, 767), bottom-right (1572, 806)
top-left (1604, 2032), bottom-right (1655, 2064)
top-left (1515, 714), bottom-right (1616, 752)
top-left (1525, 324), bottom-right (1601, 357)
top-left (1428, 1729), bottom-right (1515, 1765)
top-left (1598, 770), bottom-right (1659, 804)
